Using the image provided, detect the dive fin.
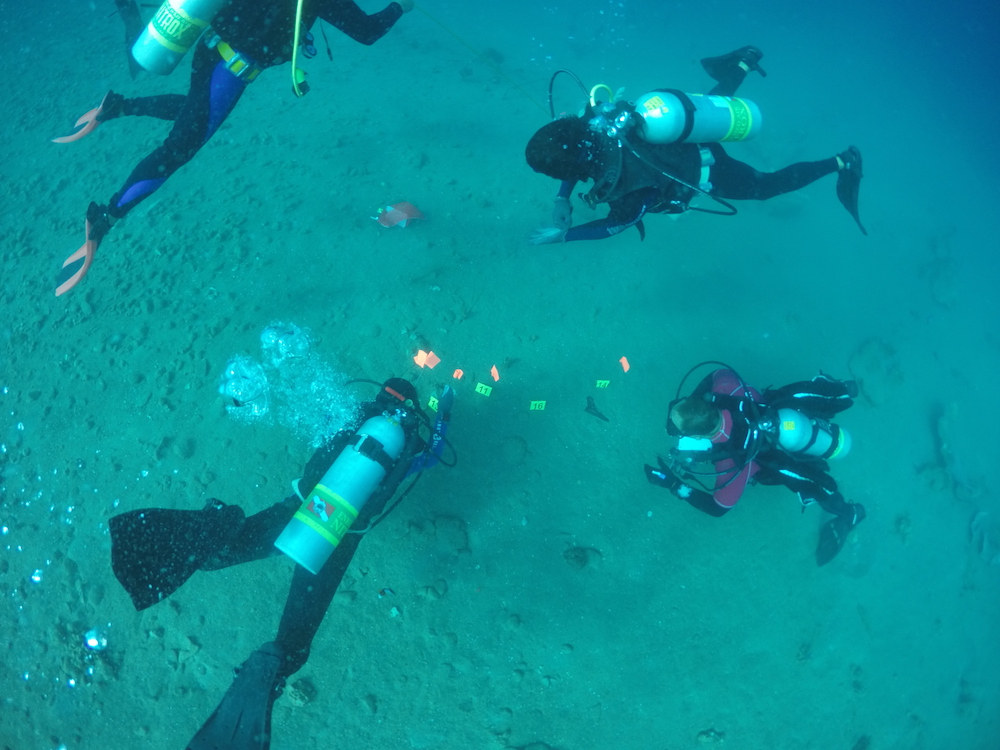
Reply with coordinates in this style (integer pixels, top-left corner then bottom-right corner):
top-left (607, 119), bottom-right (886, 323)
top-left (836, 146), bottom-right (867, 236)
top-left (700, 46), bottom-right (766, 96)
top-left (815, 514), bottom-right (855, 566)
top-left (187, 642), bottom-right (286, 750)
top-left (110, 500), bottom-right (246, 610)
top-left (114, 0), bottom-right (146, 79)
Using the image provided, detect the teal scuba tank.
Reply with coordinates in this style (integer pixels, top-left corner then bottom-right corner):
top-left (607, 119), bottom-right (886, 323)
top-left (274, 413), bottom-right (407, 574)
top-left (131, 0), bottom-right (228, 75)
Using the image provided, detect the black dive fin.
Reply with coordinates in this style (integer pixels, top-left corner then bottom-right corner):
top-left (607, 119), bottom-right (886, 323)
top-left (815, 515), bottom-right (855, 566)
top-left (187, 643), bottom-right (286, 750)
top-left (110, 500), bottom-right (245, 610)
top-left (701, 46), bottom-right (766, 96)
top-left (836, 146), bottom-right (867, 236)
top-left (114, 0), bottom-right (145, 79)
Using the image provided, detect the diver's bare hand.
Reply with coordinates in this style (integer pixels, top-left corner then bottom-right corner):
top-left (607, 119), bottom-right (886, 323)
top-left (552, 196), bottom-right (573, 230)
top-left (529, 226), bottom-right (567, 245)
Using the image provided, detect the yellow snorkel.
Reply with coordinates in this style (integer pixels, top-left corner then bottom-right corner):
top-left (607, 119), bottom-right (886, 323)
top-left (291, 0), bottom-right (309, 96)
top-left (589, 84), bottom-right (614, 107)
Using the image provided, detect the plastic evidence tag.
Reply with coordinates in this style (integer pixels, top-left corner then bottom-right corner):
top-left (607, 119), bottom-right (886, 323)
top-left (427, 395), bottom-right (439, 412)
top-left (529, 401), bottom-right (546, 410)
top-left (596, 380), bottom-right (610, 389)
top-left (475, 383), bottom-right (492, 397)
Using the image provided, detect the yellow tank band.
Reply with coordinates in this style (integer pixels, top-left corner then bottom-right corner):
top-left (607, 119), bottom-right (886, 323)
top-left (722, 97), bottom-right (756, 142)
top-left (148, 0), bottom-right (210, 54)
top-left (216, 41), bottom-right (262, 81)
top-left (293, 484), bottom-right (360, 549)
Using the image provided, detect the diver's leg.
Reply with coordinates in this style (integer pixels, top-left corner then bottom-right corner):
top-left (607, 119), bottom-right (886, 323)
top-left (701, 46), bottom-right (766, 96)
top-left (706, 143), bottom-right (839, 201)
top-left (765, 376), bottom-right (858, 418)
top-left (98, 91), bottom-right (188, 122)
top-left (768, 458), bottom-right (864, 523)
top-left (200, 497), bottom-right (299, 570)
top-left (101, 44), bottom-right (249, 227)
top-left (707, 143), bottom-right (865, 234)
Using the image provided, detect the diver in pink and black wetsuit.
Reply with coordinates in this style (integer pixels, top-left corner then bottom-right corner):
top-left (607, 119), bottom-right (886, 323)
top-left (644, 363), bottom-right (865, 565)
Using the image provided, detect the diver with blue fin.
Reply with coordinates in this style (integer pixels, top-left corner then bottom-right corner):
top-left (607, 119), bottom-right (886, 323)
top-left (526, 46), bottom-right (866, 243)
top-left (109, 377), bottom-right (454, 749)
top-left (53, 0), bottom-right (414, 297)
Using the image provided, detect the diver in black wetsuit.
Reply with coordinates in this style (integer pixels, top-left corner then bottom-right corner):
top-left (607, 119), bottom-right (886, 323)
top-left (109, 378), bottom-right (453, 750)
top-left (53, 0), bottom-right (414, 296)
top-left (524, 47), bottom-right (866, 245)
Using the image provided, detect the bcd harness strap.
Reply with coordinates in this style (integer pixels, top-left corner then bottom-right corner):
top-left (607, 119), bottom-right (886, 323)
top-left (216, 40), bottom-right (263, 81)
top-left (349, 433), bottom-right (396, 474)
top-left (204, 32), bottom-right (263, 82)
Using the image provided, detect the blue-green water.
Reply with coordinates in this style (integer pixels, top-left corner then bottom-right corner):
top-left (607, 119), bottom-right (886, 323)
top-left (2, 1), bottom-right (998, 748)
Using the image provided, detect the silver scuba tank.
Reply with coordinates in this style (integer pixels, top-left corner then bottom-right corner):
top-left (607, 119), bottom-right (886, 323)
top-left (633, 90), bottom-right (762, 144)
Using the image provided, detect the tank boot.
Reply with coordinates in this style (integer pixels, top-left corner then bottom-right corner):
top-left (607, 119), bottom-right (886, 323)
top-left (836, 146), bottom-right (867, 236)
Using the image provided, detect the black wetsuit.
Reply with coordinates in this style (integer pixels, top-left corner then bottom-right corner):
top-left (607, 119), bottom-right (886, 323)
top-left (106, 0), bottom-right (404, 220)
top-left (559, 68), bottom-right (840, 242)
top-left (561, 141), bottom-right (840, 242)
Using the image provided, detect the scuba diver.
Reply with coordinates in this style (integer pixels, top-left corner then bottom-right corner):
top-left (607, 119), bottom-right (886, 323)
top-left (109, 377), bottom-right (453, 749)
top-left (643, 363), bottom-right (865, 565)
top-left (52, 0), bottom-right (415, 296)
top-left (524, 46), bottom-right (867, 244)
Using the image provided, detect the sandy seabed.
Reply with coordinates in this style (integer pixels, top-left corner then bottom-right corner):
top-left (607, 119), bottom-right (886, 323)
top-left (2, 3), bottom-right (999, 749)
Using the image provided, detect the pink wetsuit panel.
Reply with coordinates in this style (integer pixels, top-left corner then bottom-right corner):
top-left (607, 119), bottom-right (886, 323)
top-left (708, 369), bottom-right (761, 509)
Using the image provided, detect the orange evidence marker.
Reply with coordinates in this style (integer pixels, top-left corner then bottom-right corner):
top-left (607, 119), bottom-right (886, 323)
top-left (490, 365), bottom-right (500, 382)
top-left (619, 356), bottom-right (631, 373)
top-left (374, 202), bottom-right (425, 228)
top-left (452, 369), bottom-right (464, 380)
top-left (413, 350), bottom-right (441, 369)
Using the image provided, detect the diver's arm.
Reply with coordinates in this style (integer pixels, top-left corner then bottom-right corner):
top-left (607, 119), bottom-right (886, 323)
top-left (563, 188), bottom-right (656, 242)
top-left (644, 461), bottom-right (728, 517)
top-left (319, 0), bottom-right (405, 45)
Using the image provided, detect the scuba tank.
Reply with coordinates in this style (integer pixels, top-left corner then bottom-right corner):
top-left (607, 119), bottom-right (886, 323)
top-left (773, 408), bottom-right (852, 460)
top-left (274, 412), bottom-right (407, 574)
top-left (131, 0), bottom-right (228, 75)
top-left (632, 90), bottom-right (762, 144)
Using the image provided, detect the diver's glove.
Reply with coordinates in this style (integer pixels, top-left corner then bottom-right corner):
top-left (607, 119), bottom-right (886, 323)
top-left (529, 226), bottom-right (568, 245)
top-left (644, 459), bottom-right (694, 500)
top-left (552, 197), bottom-right (573, 230)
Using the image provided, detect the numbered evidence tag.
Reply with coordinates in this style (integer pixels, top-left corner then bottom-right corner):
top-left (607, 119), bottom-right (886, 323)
top-left (596, 380), bottom-right (610, 389)
top-left (427, 395), bottom-right (439, 412)
top-left (529, 401), bottom-right (546, 411)
top-left (475, 382), bottom-right (493, 396)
